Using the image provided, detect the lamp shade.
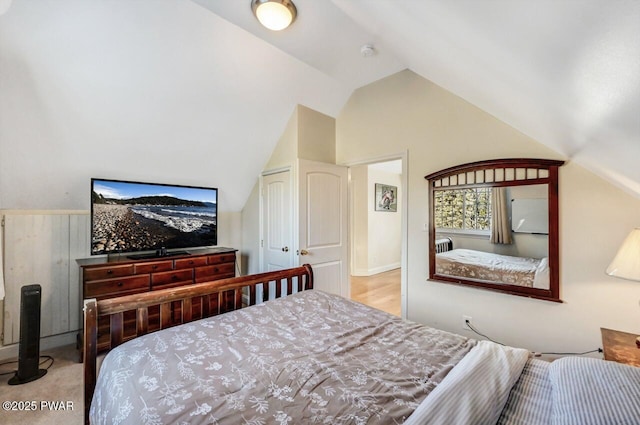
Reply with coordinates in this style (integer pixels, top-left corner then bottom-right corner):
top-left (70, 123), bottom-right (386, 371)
top-left (252, 0), bottom-right (297, 31)
top-left (606, 228), bottom-right (640, 281)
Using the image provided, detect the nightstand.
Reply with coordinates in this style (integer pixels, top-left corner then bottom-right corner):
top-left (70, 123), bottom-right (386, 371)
top-left (600, 328), bottom-right (640, 367)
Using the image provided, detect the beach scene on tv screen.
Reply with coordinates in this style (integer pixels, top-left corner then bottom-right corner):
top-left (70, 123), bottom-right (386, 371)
top-left (91, 180), bottom-right (217, 254)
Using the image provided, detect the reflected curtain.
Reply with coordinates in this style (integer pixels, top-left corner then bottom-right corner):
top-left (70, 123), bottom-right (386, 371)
top-left (490, 187), bottom-right (512, 244)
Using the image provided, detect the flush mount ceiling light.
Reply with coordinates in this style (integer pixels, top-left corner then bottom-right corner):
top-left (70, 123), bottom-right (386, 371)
top-left (251, 0), bottom-right (297, 31)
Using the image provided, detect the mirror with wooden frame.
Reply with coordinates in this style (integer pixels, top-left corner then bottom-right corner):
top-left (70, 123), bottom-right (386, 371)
top-left (425, 158), bottom-right (564, 302)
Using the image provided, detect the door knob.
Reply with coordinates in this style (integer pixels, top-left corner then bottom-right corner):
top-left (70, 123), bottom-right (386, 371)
top-left (299, 249), bottom-right (309, 256)
top-left (281, 247), bottom-right (289, 252)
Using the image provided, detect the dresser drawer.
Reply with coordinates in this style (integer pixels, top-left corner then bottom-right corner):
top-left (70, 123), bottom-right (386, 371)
top-left (134, 260), bottom-right (173, 274)
top-left (207, 253), bottom-right (235, 265)
top-left (84, 275), bottom-right (150, 298)
top-left (175, 256), bottom-right (208, 269)
top-left (194, 262), bottom-right (235, 283)
top-left (151, 269), bottom-right (194, 289)
top-left (83, 264), bottom-right (135, 281)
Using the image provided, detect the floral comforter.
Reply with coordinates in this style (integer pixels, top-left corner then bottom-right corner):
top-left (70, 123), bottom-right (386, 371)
top-left (90, 290), bottom-right (475, 424)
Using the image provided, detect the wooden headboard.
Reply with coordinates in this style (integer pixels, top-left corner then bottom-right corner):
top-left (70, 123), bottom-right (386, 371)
top-left (83, 264), bottom-right (314, 424)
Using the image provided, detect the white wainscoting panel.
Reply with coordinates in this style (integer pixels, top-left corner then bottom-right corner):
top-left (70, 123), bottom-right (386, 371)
top-left (2, 212), bottom-right (90, 345)
top-left (69, 214), bottom-right (91, 331)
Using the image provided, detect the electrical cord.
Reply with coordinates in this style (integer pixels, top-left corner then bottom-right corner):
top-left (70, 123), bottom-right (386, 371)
top-left (465, 319), bottom-right (603, 356)
top-left (536, 349), bottom-right (603, 356)
top-left (0, 355), bottom-right (55, 376)
top-left (465, 320), bottom-right (505, 346)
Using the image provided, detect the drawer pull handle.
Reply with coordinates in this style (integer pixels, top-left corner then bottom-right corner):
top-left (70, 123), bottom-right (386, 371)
top-left (117, 282), bottom-right (123, 287)
top-left (214, 268), bottom-right (219, 273)
top-left (172, 275), bottom-right (178, 280)
top-left (107, 270), bottom-right (113, 275)
top-left (189, 261), bottom-right (194, 265)
top-left (152, 265), bottom-right (158, 269)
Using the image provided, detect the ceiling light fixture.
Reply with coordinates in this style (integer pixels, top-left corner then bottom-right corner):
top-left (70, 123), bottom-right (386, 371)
top-left (251, 0), bottom-right (297, 31)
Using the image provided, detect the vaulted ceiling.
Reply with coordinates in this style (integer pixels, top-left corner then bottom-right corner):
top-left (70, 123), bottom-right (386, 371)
top-left (199, 0), bottom-right (640, 198)
top-left (1, 0), bottom-right (638, 211)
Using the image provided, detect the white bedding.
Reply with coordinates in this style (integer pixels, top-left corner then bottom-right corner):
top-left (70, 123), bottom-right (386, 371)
top-left (416, 352), bottom-right (640, 425)
top-left (497, 358), bottom-right (552, 425)
top-left (549, 356), bottom-right (640, 425)
top-left (436, 248), bottom-right (550, 289)
top-left (405, 341), bottom-right (530, 425)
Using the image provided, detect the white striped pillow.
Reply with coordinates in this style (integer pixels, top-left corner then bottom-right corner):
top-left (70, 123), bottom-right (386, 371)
top-left (550, 356), bottom-right (640, 425)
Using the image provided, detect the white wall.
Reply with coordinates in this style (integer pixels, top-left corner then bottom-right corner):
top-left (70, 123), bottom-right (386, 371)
top-left (367, 167), bottom-right (401, 274)
top-left (0, 2), bottom-right (248, 348)
top-left (0, 0), bottom-right (289, 213)
top-left (350, 165), bottom-right (369, 275)
top-left (298, 105), bottom-right (336, 164)
top-left (240, 183), bottom-right (261, 276)
top-left (336, 70), bottom-right (640, 354)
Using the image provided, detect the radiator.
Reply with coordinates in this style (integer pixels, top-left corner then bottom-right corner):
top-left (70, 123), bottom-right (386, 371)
top-left (435, 237), bottom-right (453, 253)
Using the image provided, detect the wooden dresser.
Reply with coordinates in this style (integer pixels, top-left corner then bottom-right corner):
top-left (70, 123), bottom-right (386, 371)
top-left (79, 247), bottom-right (237, 354)
top-left (601, 327), bottom-right (640, 367)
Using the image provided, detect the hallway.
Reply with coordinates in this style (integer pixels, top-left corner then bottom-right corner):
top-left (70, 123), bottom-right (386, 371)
top-left (350, 268), bottom-right (401, 316)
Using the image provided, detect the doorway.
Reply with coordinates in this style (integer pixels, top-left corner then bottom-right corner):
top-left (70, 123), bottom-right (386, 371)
top-left (349, 159), bottom-right (404, 317)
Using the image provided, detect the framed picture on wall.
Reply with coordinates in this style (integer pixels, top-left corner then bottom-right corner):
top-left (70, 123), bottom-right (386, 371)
top-left (375, 183), bottom-right (397, 212)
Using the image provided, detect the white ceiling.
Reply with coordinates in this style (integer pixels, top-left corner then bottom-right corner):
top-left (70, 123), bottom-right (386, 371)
top-left (198, 0), bottom-right (640, 198)
top-left (1, 0), bottom-right (638, 211)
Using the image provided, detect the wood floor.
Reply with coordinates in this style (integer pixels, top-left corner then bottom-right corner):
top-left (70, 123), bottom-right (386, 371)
top-left (350, 268), bottom-right (401, 316)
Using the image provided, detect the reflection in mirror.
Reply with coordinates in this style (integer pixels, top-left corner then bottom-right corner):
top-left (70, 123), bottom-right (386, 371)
top-left (425, 159), bottom-right (564, 302)
top-left (435, 184), bottom-right (548, 288)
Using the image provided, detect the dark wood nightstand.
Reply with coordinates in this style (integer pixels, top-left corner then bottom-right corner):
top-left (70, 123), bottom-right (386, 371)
top-left (600, 328), bottom-right (640, 367)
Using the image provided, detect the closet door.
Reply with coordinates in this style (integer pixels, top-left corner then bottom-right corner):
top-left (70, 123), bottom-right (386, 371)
top-left (262, 170), bottom-right (293, 273)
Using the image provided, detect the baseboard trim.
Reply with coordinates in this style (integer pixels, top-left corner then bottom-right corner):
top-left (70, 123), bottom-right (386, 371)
top-left (352, 263), bottom-right (400, 277)
top-left (0, 330), bottom-right (79, 361)
top-left (351, 268), bottom-right (370, 277)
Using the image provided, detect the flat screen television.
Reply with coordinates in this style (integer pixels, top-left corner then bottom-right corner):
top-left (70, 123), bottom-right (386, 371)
top-left (91, 178), bottom-right (218, 257)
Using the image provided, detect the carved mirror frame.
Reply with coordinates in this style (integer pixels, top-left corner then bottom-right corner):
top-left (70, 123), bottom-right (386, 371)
top-left (425, 158), bottom-right (564, 302)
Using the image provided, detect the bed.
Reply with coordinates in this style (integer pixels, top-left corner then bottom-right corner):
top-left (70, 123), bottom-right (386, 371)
top-left (84, 265), bottom-right (640, 425)
top-left (436, 248), bottom-right (550, 289)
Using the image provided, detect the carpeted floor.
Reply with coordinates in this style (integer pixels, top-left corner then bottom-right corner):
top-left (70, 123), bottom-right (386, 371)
top-left (0, 344), bottom-right (83, 425)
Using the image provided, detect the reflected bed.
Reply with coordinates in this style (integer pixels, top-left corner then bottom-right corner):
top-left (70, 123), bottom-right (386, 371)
top-left (436, 248), bottom-right (550, 289)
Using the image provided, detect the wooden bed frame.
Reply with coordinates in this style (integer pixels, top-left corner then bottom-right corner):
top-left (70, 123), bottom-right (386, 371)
top-left (83, 264), bottom-right (314, 424)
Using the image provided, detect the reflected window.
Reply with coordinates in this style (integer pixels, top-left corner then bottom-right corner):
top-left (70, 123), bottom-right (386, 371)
top-left (434, 187), bottom-right (491, 232)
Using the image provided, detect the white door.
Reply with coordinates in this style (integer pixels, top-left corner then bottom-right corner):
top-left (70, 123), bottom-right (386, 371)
top-left (262, 171), bottom-right (293, 272)
top-left (298, 159), bottom-right (349, 297)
